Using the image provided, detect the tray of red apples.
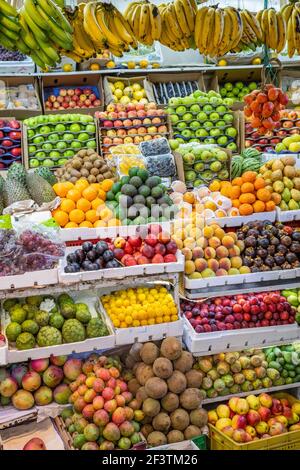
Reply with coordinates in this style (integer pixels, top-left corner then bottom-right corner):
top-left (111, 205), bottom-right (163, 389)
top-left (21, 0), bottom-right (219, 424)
top-left (95, 103), bottom-right (169, 156)
top-left (44, 86), bottom-right (101, 112)
top-left (182, 292), bottom-right (300, 355)
top-left (0, 119), bottom-right (22, 169)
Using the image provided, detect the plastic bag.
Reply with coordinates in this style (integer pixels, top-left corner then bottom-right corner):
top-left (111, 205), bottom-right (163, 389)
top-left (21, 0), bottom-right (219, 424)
top-left (140, 137), bottom-right (170, 157)
top-left (146, 153), bottom-right (176, 177)
top-left (116, 154), bottom-right (146, 176)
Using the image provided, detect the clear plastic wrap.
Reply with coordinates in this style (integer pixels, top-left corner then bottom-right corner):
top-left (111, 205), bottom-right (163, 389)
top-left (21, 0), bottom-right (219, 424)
top-left (116, 153), bottom-right (146, 176)
top-left (0, 224), bottom-right (65, 277)
top-left (140, 137), bottom-right (170, 157)
top-left (146, 153), bottom-right (176, 177)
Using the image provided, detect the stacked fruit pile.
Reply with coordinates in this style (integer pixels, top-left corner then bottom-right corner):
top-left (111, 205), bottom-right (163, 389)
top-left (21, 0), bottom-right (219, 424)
top-left (124, 338), bottom-right (207, 446)
top-left (96, 102), bottom-right (168, 156)
top-left (44, 86), bottom-right (101, 112)
top-left (60, 354), bottom-right (144, 450)
top-left (102, 285), bottom-right (178, 329)
top-left (0, 119), bottom-right (22, 169)
top-left (0, 355), bottom-right (71, 410)
top-left (259, 156), bottom-right (300, 212)
top-left (106, 80), bottom-right (149, 105)
top-left (4, 293), bottom-right (109, 350)
top-left (211, 171), bottom-right (276, 216)
top-left (168, 90), bottom-right (238, 152)
top-left (177, 144), bottom-right (229, 187)
top-left (208, 392), bottom-right (300, 443)
top-left (220, 82), bottom-right (258, 104)
top-left (24, 114), bottom-right (97, 169)
top-left (181, 291), bottom-right (296, 334)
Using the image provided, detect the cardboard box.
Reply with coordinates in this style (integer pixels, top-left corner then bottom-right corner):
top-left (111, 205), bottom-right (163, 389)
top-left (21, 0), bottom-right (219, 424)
top-left (41, 74), bottom-right (103, 115)
top-left (148, 72), bottom-right (206, 105)
top-left (103, 75), bottom-right (155, 105)
top-left (0, 76), bottom-right (42, 119)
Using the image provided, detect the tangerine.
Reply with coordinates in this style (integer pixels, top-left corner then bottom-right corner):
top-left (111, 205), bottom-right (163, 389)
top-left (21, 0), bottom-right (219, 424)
top-left (69, 209), bottom-right (85, 224)
top-left (60, 198), bottom-right (76, 213)
top-left (241, 182), bottom-right (254, 193)
top-left (79, 221), bottom-right (93, 228)
top-left (82, 186), bottom-right (98, 202)
top-left (76, 198), bottom-right (91, 212)
top-left (53, 210), bottom-right (69, 227)
top-left (94, 220), bottom-right (107, 227)
top-left (85, 209), bottom-right (99, 223)
top-left (101, 179), bottom-right (114, 192)
top-left (66, 189), bottom-right (81, 202)
top-left (65, 221), bottom-right (78, 228)
top-left (253, 200), bottom-right (265, 212)
top-left (242, 171), bottom-right (257, 183)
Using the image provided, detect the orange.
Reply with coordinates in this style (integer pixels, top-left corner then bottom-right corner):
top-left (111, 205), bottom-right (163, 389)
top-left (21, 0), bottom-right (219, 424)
top-left (231, 177), bottom-right (244, 186)
top-left (254, 177), bottom-right (266, 190)
top-left (257, 188), bottom-right (271, 202)
top-left (66, 188), bottom-right (81, 202)
top-left (76, 198), bottom-right (91, 212)
top-left (99, 207), bottom-right (113, 221)
top-left (232, 199), bottom-right (240, 208)
top-left (53, 182), bottom-right (73, 198)
top-left (220, 184), bottom-right (232, 198)
top-left (209, 180), bottom-right (221, 192)
top-left (230, 185), bottom-right (241, 200)
top-left (101, 179), bottom-right (114, 192)
top-left (65, 221), bottom-right (78, 228)
top-left (85, 209), bottom-right (99, 223)
top-left (108, 218), bottom-right (121, 226)
top-left (239, 203), bottom-right (254, 216)
top-left (53, 210), bottom-right (69, 227)
top-left (98, 189), bottom-right (107, 201)
top-left (253, 200), bottom-right (265, 213)
top-left (79, 221), bottom-right (93, 228)
top-left (242, 171), bottom-right (257, 183)
top-left (94, 220), bottom-right (107, 227)
top-left (60, 198), bottom-right (76, 213)
top-left (239, 193), bottom-right (256, 204)
top-left (82, 186), bottom-right (98, 202)
top-left (69, 209), bottom-right (85, 224)
top-left (89, 183), bottom-right (101, 192)
top-left (75, 179), bottom-right (89, 192)
top-left (241, 182), bottom-right (254, 194)
top-left (183, 192), bottom-right (195, 204)
top-left (265, 200), bottom-right (276, 211)
top-left (91, 198), bottom-right (105, 210)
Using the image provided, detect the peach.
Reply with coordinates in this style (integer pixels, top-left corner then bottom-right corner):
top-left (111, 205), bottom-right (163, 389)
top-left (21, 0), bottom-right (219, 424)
top-left (82, 404), bottom-right (95, 421)
top-left (204, 247), bottom-right (216, 259)
top-left (208, 259), bottom-right (219, 272)
top-left (93, 378), bottom-right (105, 393)
top-left (82, 361), bottom-right (94, 375)
top-left (236, 240), bottom-right (245, 251)
top-left (69, 391), bottom-right (79, 404)
top-left (269, 422), bottom-right (285, 436)
top-left (214, 227), bottom-right (226, 240)
top-left (246, 425), bottom-right (256, 437)
top-left (183, 237), bottom-right (196, 249)
top-left (201, 268), bottom-right (216, 278)
top-left (77, 373), bottom-right (87, 385)
top-left (219, 257), bottom-right (231, 271)
top-left (116, 395), bottom-right (126, 407)
top-left (74, 397), bottom-right (86, 412)
top-left (203, 226), bottom-right (214, 238)
top-left (182, 247), bottom-right (193, 260)
top-left (230, 256), bottom-right (243, 269)
top-left (216, 246), bottom-right (229, 258)
top-left (84, 389), bottom-right (97, 403)
top-left (93, 395), bottom-right (104, 410)
top-left (222, 235), bottom-right (235, 248)
top-left (209, 237), bottom-right (221, 249)
top-left (104, 399), bottom-right (117, 413)
top-left (189, 227), bottom-right (202, 239)
top-left (228, 246), bottom-right (241, 257)
top-left (227, 231), bottom-right (237, 242)
top-left (194, 259), bottom-right (208, 272)
top-left (122, 391), bottom-right (133, 404)
top-left (196, 237), bottom-right (208, 248)
top-left (185, 260), bottom-right (195, 275)
top-left (216, 269), bottom-right (228, 276)
top-left (78, 384), bottom-right (88, 396)
top-left (232, 415), bottom-right (247, 429)
top-left (124, 406), bottom-right (134, 420)
top-left (96, 368), bottom-right (110, 381)
top-left (192, 246), bottom-right (204, 260)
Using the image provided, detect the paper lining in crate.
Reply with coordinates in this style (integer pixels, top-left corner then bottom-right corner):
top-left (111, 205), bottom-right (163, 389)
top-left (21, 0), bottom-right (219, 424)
top-left (183, 316), bottom-right (300, 355)
top-left (59, 246), bottom-right (184, 284)
top-left (2, 292), bottom-right (115, 364)
top-left (98, 283), bottom-right (183, 346)
top-left (103, 75), bottom-right (155, 105)
top-left (184, 266), bottom-right (300, 291)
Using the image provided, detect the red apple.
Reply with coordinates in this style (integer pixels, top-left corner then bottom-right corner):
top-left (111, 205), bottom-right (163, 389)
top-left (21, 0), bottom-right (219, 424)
top-left (152, 253), bottom-right (164, 263)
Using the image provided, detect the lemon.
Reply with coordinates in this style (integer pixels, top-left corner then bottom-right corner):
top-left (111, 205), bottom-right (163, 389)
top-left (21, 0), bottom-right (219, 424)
top-left (252, 57), bottom-right (262, 65)
top-left (106, 60), bottom-right (116, 69)
top-left (164, 315), bottom-right (171, 322)
top-left (171, 315), bottom-right (178, 322)
top-left (127, 61), bottom-right (136, 69)
top-left (218, 59), bottom-right (227, 66)
top-left (156, 316), bottom-right (163, 324)
top-left (90, 63), bottom-right (100, 71)
top-left (63, 63), bottom-right (73, 72)
top-left (140, 59), bottom-right (149, 68)
top-left (133, 320), bottom-right (140, 327)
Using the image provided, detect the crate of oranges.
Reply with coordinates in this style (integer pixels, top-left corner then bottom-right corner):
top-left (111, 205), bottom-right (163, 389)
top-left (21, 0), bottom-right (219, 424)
top-left (52, 178), bottom-right (122, 241)
top-left (99, 284), bottom-right (183, 345)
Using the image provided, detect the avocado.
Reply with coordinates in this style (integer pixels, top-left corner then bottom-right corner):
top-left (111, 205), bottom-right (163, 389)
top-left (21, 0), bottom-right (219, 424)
top-left (139, 185), bottom-right (151, 197)
top-left (145, 176), bottom-right (161, 188)
top-left (128, 206), bottom-right (139, 219)
top-left (151, 186), bottom-right (164, 199)
top-left (146, 196), bottom-right (156, 208)
top-left (128, 167), bottom-right (139, 177)
top-left (121, 175), bottom-right (130, 185)
top-left (157, 194), bottom-right (173, 206)
top-left (133, 195), bottom-right (146, 205)
top-left (111, 182), bottom-right (122, 194)
top-left (106, 190), bottom-right (115, 201)
top-left (137, 168), bottom-right (149, 181)
top-left (119, 194), bottom-right (133, 208)
top-left (121, 184), bottom-right (138, 197)
top-left (129, 176), bottom-right (143, 188)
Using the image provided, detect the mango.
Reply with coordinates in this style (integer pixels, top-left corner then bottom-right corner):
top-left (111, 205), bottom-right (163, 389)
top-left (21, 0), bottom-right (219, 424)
top-left (291, 189), bottom-right (300, 202)
top-left (273, 180), bottom-right (285, 194)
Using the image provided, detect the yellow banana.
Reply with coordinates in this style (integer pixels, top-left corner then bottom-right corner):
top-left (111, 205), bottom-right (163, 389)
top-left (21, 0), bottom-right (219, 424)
top-left (149, 4), bottom-right (161, 41)
top-left (292, 8), bottom-right (300, 51)
top-left (205, 8), bottom-right (216, 56)
top-left (240, 10), bottom-right (257, 44)
top-left (276, 11), bottom-right (286, 53)
top-left (194, 6), bottom-right (208, 50)
top-left (180, 0), bottom-right (195, 33)
top-left (268, 8), bottom-right (278, 50)
top-left (217, 8), bottom-right (232, 56)
top-left (201, 7), bottom-right (215, 53)
top-left (83, 2), bottom-right (106, 51)
top-left (189, 0), bottom-right (197, 15)
top-left (261, 8), bottom-right (270, 48)
top-left (212, 8), bottom-right (224, 50)
top-left (225, 7), bottom-right (243, 50)
top-left (138, 3), bottom-right (150, 42)
top-left (174, 0), bottom-right (190, 37)
top-left (165, 4), bottom-right (183, 40)
top-left (61, 49), bottom-right (83, 63)
top-left (123, 1), bottom-right (140, 20)
top-left (130, 3), bottom-right (142, 39)
top-left (287, 14), bottom-right (295, 57)
top-left (47, 0), bottom-right (73, 34)
top-left (20, 7), bottom-right (48, 42)
top-left (281, 3), bottom-right (294, 24)
top-left (243, 9), bottom-right (262, 42)
top-left (113, 9), bottom-right (137, 47)
top-left (73, 12), bottom-right (96, 56)
top-left (256, 10), bottom-right (265, 42)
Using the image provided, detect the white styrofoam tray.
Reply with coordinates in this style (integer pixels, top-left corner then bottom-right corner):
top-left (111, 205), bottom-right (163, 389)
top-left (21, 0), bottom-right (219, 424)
top-left (58, 246), bottom-right (184, 284)
top-left (0, 344), bottom-right (6, 366)
top-left (0, 268), bottom-right (58, 291)
top-left (59, 221), bottom-right (172, 242)
top-left (2, 292), bottom-right (115, 364)
top-left (184, 267), bottom-right (299, 290)
top-left (206, 210), bottom-right (276, 228)
top-left (98, 284), bottom-right (183, 346)
top-left (183, 317), bottom-right (300, 355)
top-left (276, 207), bottom-right (300, 222)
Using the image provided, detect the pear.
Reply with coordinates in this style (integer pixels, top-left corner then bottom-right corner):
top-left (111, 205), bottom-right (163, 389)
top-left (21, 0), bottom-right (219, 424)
top-left (271, 169), bottom-right (283, 181)
top-left (289, 199), bottom-right (299, 210)
top-left (293, 177), bottom-right (300, 190)
top-left (273, 180), bottom-right (285, 193)
top-left (283, 176), bottom-right (294, 190)
top-left (272, 160), bottom-right (284, 171)
top-left (291, 188), bottom-right (300, 202)
top-left (280, 200), bottom-right (289, 211)
top-left (284, 165), bottom-right (296, 178)
top-left (282, 188), bottom-right (291, 203)
top-left (281, 156), bottom-right (296, 166)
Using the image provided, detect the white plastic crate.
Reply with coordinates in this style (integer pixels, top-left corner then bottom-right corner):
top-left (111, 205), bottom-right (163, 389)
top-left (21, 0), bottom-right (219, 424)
top-left (59, 247), bottom-right (184, 284)
top-left (206, 210), bottom-right (276, 228)
top-left (183, 317), bottom-right (300, 355)
top-left (2, 293), bottom-right (115, 364)
top-left (0, 268), bottom-right (58, 291)
top-left (0, 58), bottom-right (35, 75)
top-left (276, 207), bottom-right (300, 222)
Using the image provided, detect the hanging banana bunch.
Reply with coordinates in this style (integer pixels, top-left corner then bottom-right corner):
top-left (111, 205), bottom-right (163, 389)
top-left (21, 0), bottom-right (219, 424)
top-left (124, 0), bottom-right (162, 46)
top-left (0, 0), bottom-right (22, 53)
top-left (256, 7), bottom-right (286, 54)
top-left (275, 1), bottom-right (300, 57)
top-left (158, 2), bottom-right (193, 52)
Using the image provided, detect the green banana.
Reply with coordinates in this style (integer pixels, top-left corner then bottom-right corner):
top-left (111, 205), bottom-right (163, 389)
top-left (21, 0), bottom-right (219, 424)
top-left (30, 50), bottom-right (46, 69)
top-left (20, 8), bottom-right (48, 42)
top-left (16, 37), bottom-right (30, 54)
top-left (39, 40), bottom-right (60, 63)
top-left (36, 47), bottom-right (56, 67)
top-left (0, 14), bottom-right (21, 33)
top-left (0, 0), bottom-right (18, 17)
top-left (47, 0), bottom-right (73, 34)
top-left (35, 0), bottom-right (57, 17)
top-left (0, 26), bottom-right (18, 41)
top-left (19, 15), bottom-right (38, 49)
top-left (36, 4), bottom-right (73, 46)
top-left (0, 31), bottom-right (14, 49)
top-left (24, 0), bottom-right (50, 31)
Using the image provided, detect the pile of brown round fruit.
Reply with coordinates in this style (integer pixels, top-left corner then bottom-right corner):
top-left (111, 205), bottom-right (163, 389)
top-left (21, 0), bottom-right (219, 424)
top-left (125, 337), bottom-right (208, 447)
top-left (55, 150), bottom-right (116, 184)
top-left (238, 221), bottom-right (300, 272)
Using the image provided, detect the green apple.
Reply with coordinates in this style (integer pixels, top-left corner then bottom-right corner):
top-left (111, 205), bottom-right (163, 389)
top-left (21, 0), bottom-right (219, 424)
top-left (203, 104), bottom-right (213, 113)
top-left (193, 90), bottom-right (205, 99)
top-left (58, 158), bottom-right (68, 165)
top-left (204, 121), bottom-right (213, 128)
top-left (62, 133), bottom-right (74, 141)
top-left (248, 82), bottom-right (257, 91)
top-left (79, 114), bottom-right (93, 123)
top-left (176, 138), bottom-right (185, 144)
top-left (169, 139), bottom-right (179, 150)
top-left (226, 127), bottom-right (237, 138)
top-left (197, 112), bottom-right (208, 122)
top-left (49, 151), bottom-right (60, 158)
top-left (208, 90), bottom-right (220, 98)
top-left (232, 87), bottom-right (240, 96)
top-left (235, 81), bottom-right (244, 89)
top-left (223, 98), bottom-right (234, 107)
top-left (27, 129), bottom-right (35, 139)
top-left (210, 96), bottom-right (223, 106)
top-left (241, 87), bottom-right (250, 95)
top-left (182, 96), bottom-right (196, 106)
top-left (71, 141), bottom-right (82, 149)
top-left (204, 137), bottom-right (216, 145)
top-left (64, 150), bottom-right (75, 157)
top-left (217, 136), bottom-right (228, 145)
top-left (48, 115), bottom-right (60, 123)
top-left (190, 121), bottom-right (201, 130)
top-left (190, 104), bottom-right (200, 114)
top-left (60, 114), bottom-right (70, 122)
top-left (42, 143), bottom-right (53, 151)
top-left (175, 105), bottom-right (186, 114)
top-left (224, 83), bottom-right (233, 91)
top-left (28, 145), bottom-right (36, 153)
top-left (167, 107), bottom-right (174, 114)
top-left (197, 96), bottom-right (209, 106)
top-left (48, 133), bottom-right (59, 142)
top-left (194, 162), bottom-right (204, 172)
top-left (177, 121), bottom-right (187, 130)
top-left (185, 170), bottom-right (196, 182)
top-left (78, 132), bottom-right (89, 141)
top-left (39, 125), bottom-right (51, 134)
top-left (194, 179), bottom-right (203, 187)
top-left (36, 115), bottom-right (47, 124)
top-left (223, 113), bottom-right (234, 123)
top-left (195, 129), bottom-right (208, 137)
top-left (42, 159), bottom-right (54, 167)
top-left (55, 123), bottom-right (66, 132)
top-left (226, 142), bottom-right (237, 152)
top-left (210, 128), bottom-right (221, 137)
top-left (170, 114), bottom-right (179, 124)
top-left (183, 152), bottom-right (195, 165)
top-left (214, 149), bottom-right (228, 162)
top-left (200, 150), bottom-right (213, 161)
top-left (169, 97), bottom-right (182, 106)
top-left (182, 129), bottom-right (192, 138)
top-left (35, 151), bottom-right (46, 159)
top-left (29, 158), bottom-right (39, 168)
top-left (69, 123), bottom-right (81, 133)
top-left (33, 136), bottom-right (44, 144)
top-left (86, 140), bottom-right (97, 149)
top-left (226, 92), bottom-right (235, 98)
top-left (57, 141), bottom-right (67, 150)
top-left (216, 105), bottom-right (227, 114)
top-left (220, 88), bottom-right (227, 97)
top-left (189, 138), bottom-right (200, 143)
top-left (183, 112), bottom-right (193, 121)
top-left (209, 112), bottom-right (220, 122)
top-left (216, 120), bottom-right (226, 127)
top-left (86, 124), bottom-right (96, 133)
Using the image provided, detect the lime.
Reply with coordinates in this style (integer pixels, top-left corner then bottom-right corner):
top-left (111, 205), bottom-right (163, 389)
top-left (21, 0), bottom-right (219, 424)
top-left (6, 322), bottom-right (22, 342)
